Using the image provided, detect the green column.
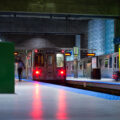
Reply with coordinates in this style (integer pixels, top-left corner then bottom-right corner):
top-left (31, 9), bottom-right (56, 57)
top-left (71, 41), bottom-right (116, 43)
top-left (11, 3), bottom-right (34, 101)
top-left (0, 42), bottom-right (14, 93)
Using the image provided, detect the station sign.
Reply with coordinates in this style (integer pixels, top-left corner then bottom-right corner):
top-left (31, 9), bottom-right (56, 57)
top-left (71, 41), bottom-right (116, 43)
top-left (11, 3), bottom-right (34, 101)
top-left (92, 57), bottom-right (97, 68)
top-left (81, 52), bottom-right (95, 57)
top-left (87, 53), bottom-right (95, 57)
top-left (73, 47), bottom-right (79, 56)
top-left (34, 49), bottom-right (63, 54)
top-left (119, 45), bottom-right (120, 71)
top-left (65, 50), bottom-right (72, 56)
top-left (65, 52), bottom-right (71, 56)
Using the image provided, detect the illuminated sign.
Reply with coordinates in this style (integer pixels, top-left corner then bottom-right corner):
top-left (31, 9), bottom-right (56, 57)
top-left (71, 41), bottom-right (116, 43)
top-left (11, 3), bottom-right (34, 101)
top-left (65, 52), bottom-right (71, 56)
top-left (14, 52), bottom-right (18, 56)
top-left (87, 53), bottom-right (95, 56)
top-left (73, 47), bottom-right (79, 56)
top-left (119, 45), bottom-right (120, 71)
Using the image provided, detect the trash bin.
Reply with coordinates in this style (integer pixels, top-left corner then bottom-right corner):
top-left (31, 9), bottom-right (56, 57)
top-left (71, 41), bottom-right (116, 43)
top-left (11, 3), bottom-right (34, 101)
top-left (91, 68), bottom-right (101, 79)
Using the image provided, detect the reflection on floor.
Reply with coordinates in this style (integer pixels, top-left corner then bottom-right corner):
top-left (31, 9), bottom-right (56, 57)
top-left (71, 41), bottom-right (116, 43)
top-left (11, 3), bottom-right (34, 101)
top-left (0, 80), bottom-right (120, 120)
top-left (23, 79), bottom-right (120, 100)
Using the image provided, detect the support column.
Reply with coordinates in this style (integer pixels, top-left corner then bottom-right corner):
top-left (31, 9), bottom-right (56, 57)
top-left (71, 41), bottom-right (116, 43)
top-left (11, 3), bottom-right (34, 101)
top-left (75, 35), bottom-right (81, 60)
top-left (74, 35), bottom-right (81, 78)
top-left (88, 19), bottom-right (105, 56)
top-left (0, 42), bottom-right (14, 93)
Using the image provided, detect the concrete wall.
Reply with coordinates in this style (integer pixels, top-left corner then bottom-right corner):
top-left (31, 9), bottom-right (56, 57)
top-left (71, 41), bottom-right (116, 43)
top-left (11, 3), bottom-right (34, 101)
top-left (3, 34), bottom-right (76, 49)
top-left (0, 0), bottom-right (119, 15)
top-left (0, 17), bottom-right (88, 34)
top-left (81, 34), bottom-right (88, 49)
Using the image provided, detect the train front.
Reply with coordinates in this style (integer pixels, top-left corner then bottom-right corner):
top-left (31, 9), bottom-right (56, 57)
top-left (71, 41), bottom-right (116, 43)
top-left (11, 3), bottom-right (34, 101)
top-left (32, 48), bottom-right (66, 83)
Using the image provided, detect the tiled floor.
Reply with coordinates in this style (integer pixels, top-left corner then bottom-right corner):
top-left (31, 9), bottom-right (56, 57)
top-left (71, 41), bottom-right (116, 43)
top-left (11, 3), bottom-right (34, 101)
top-left (0, 80), bottom-right (120, 120)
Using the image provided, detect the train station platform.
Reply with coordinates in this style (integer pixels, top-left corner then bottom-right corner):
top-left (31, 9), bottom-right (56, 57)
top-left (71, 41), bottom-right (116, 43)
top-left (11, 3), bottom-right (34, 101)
top-left (0, 79), bottom-right (120, 120)
top-left (66, 77), bottom-right (120, 95)
top-left (66, 77), bottom-right (120, 84)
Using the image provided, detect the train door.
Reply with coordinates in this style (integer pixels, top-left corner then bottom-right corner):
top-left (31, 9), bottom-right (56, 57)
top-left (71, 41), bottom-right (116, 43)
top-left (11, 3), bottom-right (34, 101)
top-left (86, 63), bottom-right (92, 78)
top-left (46, 54), bottom-right (55, 80)
top-left (56, 53), bottom-right (66, 80)
top-left (83, 61), bottom-right (92, 78)
top-left (83, 62), bottom-right (86, 77)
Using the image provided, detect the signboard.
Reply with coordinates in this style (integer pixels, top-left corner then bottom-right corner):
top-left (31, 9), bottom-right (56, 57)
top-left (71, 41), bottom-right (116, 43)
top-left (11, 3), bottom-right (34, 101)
top-left (119, 45), bottom-right (120, 71)
top-left (81, 52), bottom-right (95, 57)
top-left (65, 52), bottom-right (71, 56)
top-left (87, 53), bottom-right (95, 57)
top-left (92, 57), bottom-right (97, 68)
top-left (73, 47), bottom-right (79, 56)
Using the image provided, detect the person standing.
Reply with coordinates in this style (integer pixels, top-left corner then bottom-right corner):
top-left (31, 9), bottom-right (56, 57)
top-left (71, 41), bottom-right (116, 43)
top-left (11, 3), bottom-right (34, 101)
top-left (17, 57), bottom-right (25, 81)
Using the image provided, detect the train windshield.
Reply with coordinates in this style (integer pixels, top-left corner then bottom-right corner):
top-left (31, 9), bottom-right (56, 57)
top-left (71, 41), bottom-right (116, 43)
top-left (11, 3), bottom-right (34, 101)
top-left (56, 54), bottom-right (64, 67)
top-left (34, 53), bottom-right (44, 67)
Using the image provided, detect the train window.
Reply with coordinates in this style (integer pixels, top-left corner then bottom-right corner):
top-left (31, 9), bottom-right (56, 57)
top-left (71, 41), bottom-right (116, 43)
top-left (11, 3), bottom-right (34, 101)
top-left (56, 54), bottom-right (64, 67)
top-left (114, 57), bottom-right (116, 68)
top-left (99, 59), bottom-right (102, 66)
top-left (47, 55), bottom-right (53, 65)
top-left (34, 53), bottom-right (44, 67)
top-left (109, 57), bottom-right (112, 68)
top-left (80, 64), bottom-right (82, 70)
top-left (104, 59), bottom-right (108, 68)
top-left (117, 56), bottom-right (119, 68)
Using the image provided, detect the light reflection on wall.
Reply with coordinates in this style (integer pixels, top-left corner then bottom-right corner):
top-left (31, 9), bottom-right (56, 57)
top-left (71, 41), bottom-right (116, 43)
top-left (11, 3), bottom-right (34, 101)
top-left (105, 20), bottom-right (114, 54)
top-left (56, 90), bottom-right (68, 120)
top-left (30, 83), bottom-right (43, 119)
top-left (88, 19), bottom-right (105, 55)
top-left (88, 19), bottom-right (114, 56)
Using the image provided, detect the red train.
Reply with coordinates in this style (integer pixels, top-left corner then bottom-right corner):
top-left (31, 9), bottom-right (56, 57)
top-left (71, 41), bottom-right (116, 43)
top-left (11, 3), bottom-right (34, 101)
top-left (26, 48), bottom-right (66, 83)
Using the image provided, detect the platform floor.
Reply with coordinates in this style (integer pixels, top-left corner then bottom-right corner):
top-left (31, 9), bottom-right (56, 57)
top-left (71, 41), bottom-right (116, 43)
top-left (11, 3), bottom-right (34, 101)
top-left (66, 77), bottom-right (120, 85)
top-left (0, 80), bottom-right (120, 120)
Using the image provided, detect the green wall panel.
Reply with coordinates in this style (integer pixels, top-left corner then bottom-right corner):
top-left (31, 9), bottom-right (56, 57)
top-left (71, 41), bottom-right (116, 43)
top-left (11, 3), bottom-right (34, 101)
top-left (0, 42), bottom-right (14, 93)
top-left (0, 0), bottom-right (120, 16)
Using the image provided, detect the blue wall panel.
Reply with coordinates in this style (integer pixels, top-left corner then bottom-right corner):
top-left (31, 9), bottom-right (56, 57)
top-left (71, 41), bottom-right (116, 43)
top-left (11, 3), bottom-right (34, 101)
top-left (105, 20), bottom-right (114, 54)
top-left (67, 19), bottom-right (115, 61)
top-left (88, 19), bottom-right (114, 56)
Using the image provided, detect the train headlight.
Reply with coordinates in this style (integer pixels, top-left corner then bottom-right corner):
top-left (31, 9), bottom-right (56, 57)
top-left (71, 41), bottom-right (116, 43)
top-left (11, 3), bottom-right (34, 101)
top-left (60, 70), bottom-right (64, 75)
top-left (33, 69), bottom-right (42, 76)
top-left (35, 70), bottom-right (40, 75)
top-left (58, 69), bottom-right (66, 76)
